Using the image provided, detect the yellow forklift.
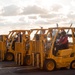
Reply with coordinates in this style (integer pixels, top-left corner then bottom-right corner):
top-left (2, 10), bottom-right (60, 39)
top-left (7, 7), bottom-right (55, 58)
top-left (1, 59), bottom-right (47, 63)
top-left (15, 28), bottom-right (48, 66)
top-left (0, 30), bottom-right (31, 62)
top-left (14, 30), bottom-right (32, 65)
top-left (40, 27), bottom-right (75, 71)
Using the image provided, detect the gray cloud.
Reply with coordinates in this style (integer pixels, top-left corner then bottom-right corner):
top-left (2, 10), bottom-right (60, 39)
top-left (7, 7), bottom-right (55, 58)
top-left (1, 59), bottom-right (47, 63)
top-left (51, 4), bottom-right (62, 12)
top-left (39, 13), bottom-right (69, 24)
top-left (0, 22), bottom-right (6, 26)
top-left (28, 16), bottom-right (37, 19)
top-left (47, 19), bottom-right (59, 24)
top-left (67, 13), bottom-right (75, 19)
top-left (6, 21), bottom-right (30, 26)
top-left (39, 13), bottom-right (59, 19)
top-left (46, 16), bottom-right (68, 24)
top-left (66, 12), bottom-right (75, 24)
top-left (21, 5), bottom-right (48, 15)
top-left (19, 17), bottom-right (25, 22)
top-left (35, 20), bottom-right (50, 25)
top-left (1, 5), bottom-right (20, 16)
top-left (0, 17), bottom-right (5, 22)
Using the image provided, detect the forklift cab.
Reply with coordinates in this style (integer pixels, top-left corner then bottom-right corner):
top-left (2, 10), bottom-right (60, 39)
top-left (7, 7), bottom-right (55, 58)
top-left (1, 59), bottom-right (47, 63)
top-left (54, 28), bottom-right (74, 56)
top-left (43, 27), bottom-right (75, 71)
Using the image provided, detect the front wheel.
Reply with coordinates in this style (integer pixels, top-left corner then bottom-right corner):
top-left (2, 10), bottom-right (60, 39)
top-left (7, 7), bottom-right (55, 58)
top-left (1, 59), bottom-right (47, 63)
top-left (43, 59), bottom-right (56, 71)
top-left (24, 55), bottom-right (31, 66)
top-left (5, 52), bottom-right (14, 61)
top-left (70, 61), bottom-right (75, 69)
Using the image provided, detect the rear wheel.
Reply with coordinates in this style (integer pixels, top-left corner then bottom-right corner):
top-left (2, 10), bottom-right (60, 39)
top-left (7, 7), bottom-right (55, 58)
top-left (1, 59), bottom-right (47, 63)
top-left (44, 59), bottom-right (56, 71)
top-left (70, 61), bottom-right (75, 69)
top-left (24, 55), bottom-right (31, 66)
top-left (5, 52), bottom-right (14, 61)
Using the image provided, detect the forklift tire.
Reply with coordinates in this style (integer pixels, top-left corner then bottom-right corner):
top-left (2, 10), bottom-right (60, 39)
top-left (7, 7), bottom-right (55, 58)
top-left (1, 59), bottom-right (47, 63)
top-left (24, 55), bottom-right (31, 66)
top-left (43, 59), bottom-right (56, 71)
top-left (70, 61), bottom-right (75, 69)
top-left (5, 52), bottom-right (14, 61)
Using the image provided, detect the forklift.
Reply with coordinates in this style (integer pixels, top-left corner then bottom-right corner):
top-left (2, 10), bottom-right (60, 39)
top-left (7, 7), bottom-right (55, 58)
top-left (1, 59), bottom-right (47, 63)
top-left (0, 30), bottom-right (31, 62)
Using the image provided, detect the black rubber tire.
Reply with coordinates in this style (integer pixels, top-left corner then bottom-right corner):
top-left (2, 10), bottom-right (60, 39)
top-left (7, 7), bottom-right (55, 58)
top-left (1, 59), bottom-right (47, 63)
top-left (23, 55), bottom-right (31, 66)
top-left (43, 59), bottom-right (56, 71)
top-left (70, 61), bottom-right (75, 69)
top-left (5, 52), bottom-right (14, 61)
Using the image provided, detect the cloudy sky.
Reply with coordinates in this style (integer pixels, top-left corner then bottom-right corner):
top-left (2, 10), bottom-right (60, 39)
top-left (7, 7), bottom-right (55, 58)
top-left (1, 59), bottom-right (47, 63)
top-left (0, 0), bottom-right (75, 34)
